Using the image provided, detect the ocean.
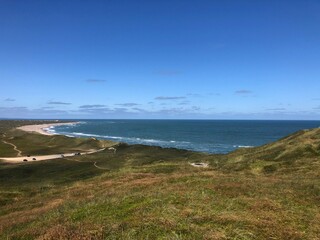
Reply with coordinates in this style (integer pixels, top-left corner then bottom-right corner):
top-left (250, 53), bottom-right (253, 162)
top-left (51, 120), bottom-right (320, 154)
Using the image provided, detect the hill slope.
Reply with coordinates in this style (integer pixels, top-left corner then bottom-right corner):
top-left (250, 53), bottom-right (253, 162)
top-left (0, 121), bottom-right (319, 239)
top-left (215, 128), bottom-right (320, 175)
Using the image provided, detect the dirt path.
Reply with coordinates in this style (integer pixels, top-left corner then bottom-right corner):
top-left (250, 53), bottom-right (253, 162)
top-left (0, 146), bottom-right (110, 170)
top-left (2, 140), bottom-right (22, 157)
top-left (63, 155), bottom-right (110, 170)
top-left (0, 148), bottom-right (106, 163)
top-left (93, 161), bottom-right (110, 170)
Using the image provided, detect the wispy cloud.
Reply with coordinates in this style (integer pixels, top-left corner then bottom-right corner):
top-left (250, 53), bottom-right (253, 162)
top-left (131, 107), bottom-right (147, 112)
top-left (234, 89), bottom-right (252, 95)
top-left (75, 104), bottom-right (204, 118)
top-left (178, 101), bottom-right (190, 105)
top-left (116, 103), bottom-right (139, 107)
top-left (154, 70), bottom-right (182, 76)
top-left (79, 104), bottom-right (107, 109)
top-left (266, 108), bottom-right (286, 111)
top-left (157, 106), bottom-right (201, 115)
top-left (78, 104), bottom-right (111, 114)
top-left (155, 96), bottom-right (186, 100)
top-left (208, 92), bottom-right (221, 96)
top-left (79, 107), bottom-right (111, 113)
top-left (313, 106), bottom-right (320, 110)
top-left (4, 98), bottom-right (15, 102)
top-left (32, 108), bottom-right (68, 115)
top-left (76, 107), bottom-right (148, 117)
top-left (0, 106), bottom-right (27, 111)
top-left (113, 107), bottom-right (129, 112)
top-left (47, 101), bottom-right (71, 105)
top-left (157, 107), bottom-right (185, 114)
top-left (187, 93), bottom-right (202, 97)
top-left (0, 106), bottom-right (69, 118)
top-left (86, 79), bottom-right (106, 83)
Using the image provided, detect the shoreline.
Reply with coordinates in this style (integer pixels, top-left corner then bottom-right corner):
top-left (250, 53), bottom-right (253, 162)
top-left (15, 120), bottom-right (318, 155)
top-left (17, 122), bottom-right (80, 135)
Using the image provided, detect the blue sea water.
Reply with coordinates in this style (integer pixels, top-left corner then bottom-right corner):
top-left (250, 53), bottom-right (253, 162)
top-left (52, 120), bottom-right (320, 154)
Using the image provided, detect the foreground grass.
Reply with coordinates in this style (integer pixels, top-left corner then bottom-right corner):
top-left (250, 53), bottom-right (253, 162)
top-left (0, 121), bottom-right (319, 239)
top-left (1, 164), bottom-right (319, 239)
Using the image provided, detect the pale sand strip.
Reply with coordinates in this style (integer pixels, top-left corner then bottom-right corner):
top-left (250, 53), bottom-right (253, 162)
top-left (189, 162), bottom-right (209, 168)
top-left (0, 148), bottom-right (105, 163)
top-left (0, 122), bottom-right (107, 163)
top-left (0, 121), bottom-right (108, 163)
top-left (17, 122), bottom-right (79, 135)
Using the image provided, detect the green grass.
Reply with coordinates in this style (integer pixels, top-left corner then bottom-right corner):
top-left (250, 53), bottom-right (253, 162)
top-left (2, 130), bottom-right (113, 157)
top-left (0, 142), bottom-right (17, 157)
top-left (0, 120), bottom-right (319, 239)
top-left (0, 159), bottom-right (103, 187)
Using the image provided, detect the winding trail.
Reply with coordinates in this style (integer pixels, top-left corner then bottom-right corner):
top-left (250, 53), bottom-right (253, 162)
top-left (64, 158), bottom-right (110, 170)
top-left (1, 140), bottom-right (22, 157)
top-left (93, 161), bottom-right (110, 170)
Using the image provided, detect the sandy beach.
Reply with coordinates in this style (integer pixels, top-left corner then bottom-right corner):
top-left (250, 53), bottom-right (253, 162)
top-left (17, 122), bottom-right (79, 135)
top-left (0, 121), bottom-right (108, 163)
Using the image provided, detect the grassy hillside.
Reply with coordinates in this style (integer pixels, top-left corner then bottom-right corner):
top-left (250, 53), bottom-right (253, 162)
top-left (219, 128), bottom-right (320, 175)
top-left (0, 121), bottom-right (319, 239)
top-left (0, 120), bottom-right (115, 157)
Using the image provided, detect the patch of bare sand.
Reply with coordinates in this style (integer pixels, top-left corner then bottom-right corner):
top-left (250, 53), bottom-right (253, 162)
top-left (17, 122), bottom-right (79, 135)
top-left (0, 148), bottom-right (105, 163)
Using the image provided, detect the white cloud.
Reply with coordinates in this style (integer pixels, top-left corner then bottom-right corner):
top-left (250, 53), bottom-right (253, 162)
top-left (47, 101), bottom-right (71, 105)
top-left (4, 98), bottom-right (15, 102)
top-left (155, 96), bottom-right (186, 100)
top-left (234, 90), bottom-right (252, 94)
top-left (86, 79), bottom-right (106, 83)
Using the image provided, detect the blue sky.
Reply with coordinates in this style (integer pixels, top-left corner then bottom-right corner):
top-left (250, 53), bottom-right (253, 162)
top-left (1, 0), bottom-right (320, 119)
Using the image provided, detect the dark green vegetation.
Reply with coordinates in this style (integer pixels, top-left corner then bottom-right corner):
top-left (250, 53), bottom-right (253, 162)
top-left (0, 121), bottom-right (319, 239)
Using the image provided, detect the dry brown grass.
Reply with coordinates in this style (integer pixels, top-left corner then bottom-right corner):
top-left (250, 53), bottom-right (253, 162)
top-left (1, 167), bottom-right (319, 239)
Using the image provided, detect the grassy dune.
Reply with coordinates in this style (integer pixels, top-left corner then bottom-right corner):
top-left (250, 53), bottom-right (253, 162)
top-left (0, 120), bottom-right (319, 239)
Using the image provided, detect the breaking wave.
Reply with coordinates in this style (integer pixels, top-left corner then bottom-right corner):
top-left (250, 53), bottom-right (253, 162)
top-left (70, 132), bottom-right (190, 147)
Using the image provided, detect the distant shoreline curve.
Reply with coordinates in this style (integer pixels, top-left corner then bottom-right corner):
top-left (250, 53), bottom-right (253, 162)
top-left (17, 122), bottom-right (80, 135)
